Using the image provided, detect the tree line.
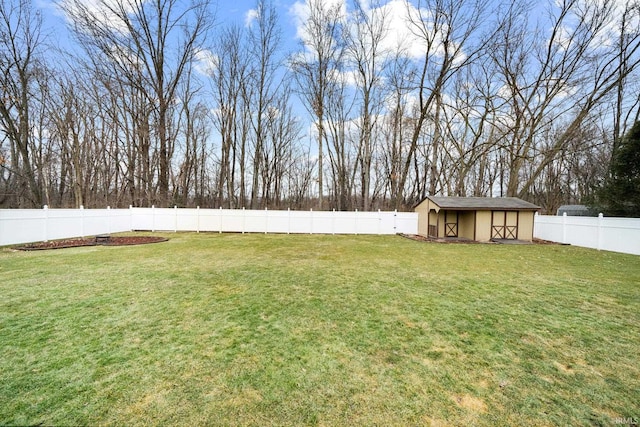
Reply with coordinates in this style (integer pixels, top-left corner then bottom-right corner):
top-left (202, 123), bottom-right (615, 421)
top-left (1, 0), bottom-right (639, 213)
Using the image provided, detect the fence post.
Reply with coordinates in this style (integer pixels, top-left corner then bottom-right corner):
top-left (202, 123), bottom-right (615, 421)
top-left (43, 205), bottom-right (49, 242)
top-left (355, 209), bottom-right (358, 235)
top-left (174, 205), bottom-right (178, 232)
top-left (196, 206), bottom-right (200, 233)
top-left (80, 205), bottom-right (85, 238)
top-left (394, 209), bottom-right (398, 233)
top-left (152, 205), bottom-right (155, 232)
top-left (242, 207), bottom-right (246, 234)
top-left (310, 208), bottom-right (313, 234)
top-left (332, 209), bottom-right (336, 235)
top-left (378, 209), bottom-right (381, 235)
top-left (107, 206), bottom-right (111, 234)
top-left (562, 212), bottom-right (567, 244)
top-left (219, 206), bottom-right (223, 234)
top-left (287, 208), bottom-right (291, 234)
top-left (597, 213), bottom-right (603, 251)
top-left (129, 205), bottom-right (133, 232)
top-left (265, 207), bottom-right (268, 234)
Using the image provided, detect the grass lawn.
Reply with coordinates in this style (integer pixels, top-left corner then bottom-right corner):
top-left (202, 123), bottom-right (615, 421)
top-left (1, 233), bottom-right (639, 426)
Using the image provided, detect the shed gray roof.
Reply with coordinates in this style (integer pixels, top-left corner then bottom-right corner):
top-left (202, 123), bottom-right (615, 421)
top-left (425, 196), bottom-right (540, 211)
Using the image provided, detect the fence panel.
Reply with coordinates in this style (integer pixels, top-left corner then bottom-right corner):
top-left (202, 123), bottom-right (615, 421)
top-left (565, 216), bottom-right (599, 248)
top-left (265, 209), bottom-right (290, 233)
top-left (353, 212), bottom-right (377, 234)
top-left (599, 217), bottom-right (640, 255)
top-left (1, 207), bottom-right (417, 246)
top-left (220, 209), bottom-right (247, 233)
top-left (175, 208), bottom-right (199, 231)
top-left (533, 216), bottom-right (565, 242)
top-left (0, 208), bottom-right (132, 246)
top-left (197, 209), bottom-right (222, 232)
top-left (46, 209), bottom-right (87, 240)
top-left (534, 214), bottom-right (640, 255)
top-left (288, 210), bottom-right (312, 234)
top-left (0, 209), bottom-right (47, 245)
top-left (131, 208), bottom-right (153, 231)
top-left (395, 212), bottom-right (420, 235)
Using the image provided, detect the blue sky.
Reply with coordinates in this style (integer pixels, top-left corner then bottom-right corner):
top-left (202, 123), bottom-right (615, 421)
top-left (38, 0), bottom-right (302, 55)
top-left (33, 0), bottom-right (636, 135)
top-left (37, 0), bottom-right (464, 63)
top-left (36, 0), bottom-right (635, 61)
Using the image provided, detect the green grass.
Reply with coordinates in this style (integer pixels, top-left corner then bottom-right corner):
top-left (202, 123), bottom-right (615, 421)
top-left (1, 233), bottom-right (639, 426)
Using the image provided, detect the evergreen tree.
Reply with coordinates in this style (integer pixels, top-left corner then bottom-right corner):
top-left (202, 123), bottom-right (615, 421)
top-left (595, 121), bottom-right (640, 217)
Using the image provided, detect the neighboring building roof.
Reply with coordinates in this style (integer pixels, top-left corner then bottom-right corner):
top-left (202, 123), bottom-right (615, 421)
top-left (556, 205), bottom-right (595, 216)
top-left (422, 196), bottom-right (540, 211)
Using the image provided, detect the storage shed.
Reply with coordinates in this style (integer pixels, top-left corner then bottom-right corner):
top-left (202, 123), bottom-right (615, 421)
top-left (414, 196), bottom-right (540, 242)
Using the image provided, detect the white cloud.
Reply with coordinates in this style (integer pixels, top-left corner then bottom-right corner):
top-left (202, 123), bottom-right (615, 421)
top-left (58, 0), bottom-right (136, 35)
top-left (552, 0), bottom-right (640, 51)
top-left (328, 67), bottom-right (358, 86)
top-left (289, 1), bottom-right (307, 39)
top-left (376, 0), bottom-right (427, 60)
top-left (290, 0), bottom-right (461, 64)
top-left (245, 8), bottom-right (259, 27)
top-left (194, 48), bottom-right (218, 76)
top-left (289, 0), bottom-right (347, 40)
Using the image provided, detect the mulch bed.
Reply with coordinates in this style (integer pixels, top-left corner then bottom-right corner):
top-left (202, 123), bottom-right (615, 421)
top-left (399, 233), bottom-right (559, 245)
top-left (16, 236), bottom-right (168, 251)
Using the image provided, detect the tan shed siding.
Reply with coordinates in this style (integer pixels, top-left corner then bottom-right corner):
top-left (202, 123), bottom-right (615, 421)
top-left (415, 199), bottom-right (430, 236)
top-left (517, 211), bottom-right (535, 241)
top-left (475, 210), bottom-right (492, 242)
top-left (429, 210), bottom-right (439, 236)
top-left (437, 211), bottom-right (446, 237)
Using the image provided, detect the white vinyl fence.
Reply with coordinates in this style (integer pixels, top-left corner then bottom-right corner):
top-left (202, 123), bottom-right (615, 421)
top-left (0, 206), bottom-right (418, 246)
top-left (0, 207), bottom-right (132, 246)
top-left (534, 213), bottom-right (640, 255)
top-left (2, 207), bottom-right (639, 256)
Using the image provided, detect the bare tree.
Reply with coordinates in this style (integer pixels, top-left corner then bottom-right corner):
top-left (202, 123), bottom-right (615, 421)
top-left (261, 87), bottom-right (302, 207)
top-left (344, 0), bottom-right (389, 210)
top-left (210, 24), bottom-right (251, 208)
top-left (613, 3), bottom-right (640, 150)
top-left (324, 63), bottom-right (355, 210)
top-left (246, 0), bottom-right (282, 209)
top-left (396, 0), bottom-right (491, 207)
top-left (381, 51), bottom-right (414, 208)
top-left (291, 0), bottom-right (346, 210)
top-left (0, 0), bottom-right (44, 207)
top-left (62, 0), bottom-right (213, 207)
top-left (173, 65), bottom-right (211, 207)
top-left (490, 0), bottom-right (640, 198)
top-left (438, 64), bottom-right (500, 197)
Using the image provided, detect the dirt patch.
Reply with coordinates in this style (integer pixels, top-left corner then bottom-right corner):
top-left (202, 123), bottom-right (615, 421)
top-left (553, 361), bottom-right (576, 375)
top-left (16, 235), bottom-right (168, 251)
top-left (452, 394), bottom-right (487, 413)
top-left (532, 238), bottom-right (561, 245)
